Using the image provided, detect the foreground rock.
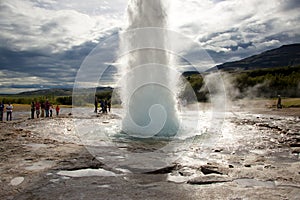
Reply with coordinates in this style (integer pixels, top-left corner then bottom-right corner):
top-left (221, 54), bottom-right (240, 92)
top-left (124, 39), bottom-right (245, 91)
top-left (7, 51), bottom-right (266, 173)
top-left (187, 174), bottom-right (232, 185)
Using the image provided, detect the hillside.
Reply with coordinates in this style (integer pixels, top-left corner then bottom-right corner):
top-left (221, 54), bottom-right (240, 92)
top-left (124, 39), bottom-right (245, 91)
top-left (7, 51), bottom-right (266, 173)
top-left (19, 88), bottom-right (73, 96)
top-left (10, 43), bottom-right (300, 102)
top-left (18, 87), bottom-right (113, 96)
top-left (215, 43), bottom-right (300, 71)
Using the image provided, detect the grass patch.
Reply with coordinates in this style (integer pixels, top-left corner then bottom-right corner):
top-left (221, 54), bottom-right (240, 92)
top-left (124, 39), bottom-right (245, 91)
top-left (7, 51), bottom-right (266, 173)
top-left (282, 98), bottom-right (300, 108)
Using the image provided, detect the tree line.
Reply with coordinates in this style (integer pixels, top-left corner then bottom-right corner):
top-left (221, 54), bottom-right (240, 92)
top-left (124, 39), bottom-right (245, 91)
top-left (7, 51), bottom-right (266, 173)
top-left (1, 65), bottom-right (299, 105)
top-left (182, 65), bottom-right (300, 101)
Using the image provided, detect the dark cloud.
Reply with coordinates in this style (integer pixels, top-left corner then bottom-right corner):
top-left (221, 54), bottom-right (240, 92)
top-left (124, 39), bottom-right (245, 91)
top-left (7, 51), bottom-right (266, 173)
top-left (1, 0), bottom-right (300, 93)
top-left (30, 0), bottom-right (56, 9)
top-left (0, 41), bottom-right (92, 87)
top-left (281, 0), bottom-right (300, 11)
top-left (237, 42), bottom-right (253, 49)
top-left (0, 29), bottom-right (121, 93)
top-left (40, 22), bottom-right (60, 34)
top-left (198, 28), bottom-right (239, 43)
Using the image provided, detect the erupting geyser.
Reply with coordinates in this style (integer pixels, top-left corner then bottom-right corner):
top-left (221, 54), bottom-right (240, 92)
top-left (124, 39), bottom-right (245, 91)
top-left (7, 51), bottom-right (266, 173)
top-left (120, 0), bottom-right (180, 137)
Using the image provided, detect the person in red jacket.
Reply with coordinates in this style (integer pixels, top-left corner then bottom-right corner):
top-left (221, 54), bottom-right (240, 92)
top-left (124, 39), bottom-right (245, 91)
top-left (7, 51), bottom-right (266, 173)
top-left (55, 105), bottom-right (60, 116)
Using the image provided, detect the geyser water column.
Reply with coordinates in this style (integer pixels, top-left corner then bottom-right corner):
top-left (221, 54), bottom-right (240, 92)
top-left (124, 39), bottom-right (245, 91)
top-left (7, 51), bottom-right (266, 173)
top-left (120, 0), bottom-right (180, 137)
top-left (72, 0), bottom-right (225, 171)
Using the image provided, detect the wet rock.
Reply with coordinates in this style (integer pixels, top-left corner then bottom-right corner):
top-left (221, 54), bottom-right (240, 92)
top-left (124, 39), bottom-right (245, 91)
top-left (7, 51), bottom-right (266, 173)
top-left (55, 155), bottom-right (103, 171)
top-left (256, 123), bottom-right (282, 131)
top-left (213, 149), bottom-right (223, 152)
top-left (200, 165), bottom-right (223, 175)
top-left (187, 175), bottom-right (231, 185)
top-left (264, 165), bottom-right (275, 169)
top-left (178, 167), bottom-right (197, 177)
top-left (145, 164), bottom-right (178, 174)
top-left (291, 148), bottom-right (300, 154)
top-left (290, 143), bottom-right (300, 147)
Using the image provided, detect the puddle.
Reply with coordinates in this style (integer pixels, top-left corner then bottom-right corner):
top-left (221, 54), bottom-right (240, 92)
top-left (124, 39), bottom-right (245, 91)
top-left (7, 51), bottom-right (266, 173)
top-left (25, 143), bottom-right (48, 150)
top-left (167, 174), bottom-right (190, 183)
top-left (115, 168), bottom-right (132, 174)
top-left (25, 160), bottom-right (55, 171)
top-left (97, 185), bottom-right (111, 188)
top-left (234, 178), bottom-right (275, 188)
top-left (10, 177), bottom-right (25, 186)
top-left (57, 168), bottom-right (118, 177)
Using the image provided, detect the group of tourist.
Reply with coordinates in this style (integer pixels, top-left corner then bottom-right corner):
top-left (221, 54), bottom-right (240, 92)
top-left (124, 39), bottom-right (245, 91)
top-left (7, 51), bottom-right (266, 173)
top-left (0, 100), bottom-right (62, 122)
top-left (31, 100), bottom-right (60, 119)
top-left (0, 102), bottom-right (13, 121)
top-left (94, 96), bottom-right (111, 114)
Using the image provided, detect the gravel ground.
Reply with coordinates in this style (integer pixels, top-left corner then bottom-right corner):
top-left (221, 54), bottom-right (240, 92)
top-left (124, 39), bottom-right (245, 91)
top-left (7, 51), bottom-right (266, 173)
top-left (0, 102), bottom-right (299, 200)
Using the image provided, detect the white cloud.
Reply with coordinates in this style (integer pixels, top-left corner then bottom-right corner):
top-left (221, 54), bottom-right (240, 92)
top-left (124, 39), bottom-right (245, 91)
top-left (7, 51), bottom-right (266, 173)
top-left (256, 40), bottom-right (281, 49)
top-left (169, 0), bottom-right (300, 55)
top-left (0, 0), bottom-right (126, 53)
top-left (0, 70), bottom-right (49, 86)
top-left (1, 0), bottom-right (298, 55)
top-left (0, 0), bottom-right (299, 93)
top-left (0, 69), bottom-right (75, 94)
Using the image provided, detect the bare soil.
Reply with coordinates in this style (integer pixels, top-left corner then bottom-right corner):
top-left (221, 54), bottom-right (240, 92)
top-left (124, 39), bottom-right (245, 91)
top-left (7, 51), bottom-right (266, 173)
top-left (0, 101), bottom-right (299, 200)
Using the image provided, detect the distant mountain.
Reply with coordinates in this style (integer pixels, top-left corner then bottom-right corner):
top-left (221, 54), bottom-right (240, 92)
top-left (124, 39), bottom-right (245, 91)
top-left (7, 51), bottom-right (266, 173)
top-left (18, 87), bottom-right (113, 96)
top-left (18, 88), bottom-right (73, 96)
top-left (215, 43), bottom-right (300, 71)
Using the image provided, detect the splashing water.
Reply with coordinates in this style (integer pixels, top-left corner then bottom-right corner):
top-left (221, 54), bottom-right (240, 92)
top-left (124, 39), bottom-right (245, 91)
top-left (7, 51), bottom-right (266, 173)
top-left (120, 0), bottom-right (180, 137)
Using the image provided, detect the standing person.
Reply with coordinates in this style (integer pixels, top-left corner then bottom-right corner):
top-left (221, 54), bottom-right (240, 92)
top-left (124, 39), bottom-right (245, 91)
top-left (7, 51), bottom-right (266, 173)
top-left (0, 101), bottom-right (4, 121)
top-left (35, 101), bottom-right (40, 118)
top-left (94, 96), bottom-right (98, 113)
top-left (107, 99), bottom-right (111, 112)
top-left (55, 105), bottom-right (60, 116)
top-left (31, 101), bottom-right (35, 119)
top-left (6, 103), bottom-right (13, 121)
top-left (45, 100), bottom-right (50, 117)
top-left (41, 102), bottom-right (45, 117)
top-left (103, 99), bottom-right (108, 114)
top-left (277, 95), bottom-right (282, 109)
top-left (100, 99), bottom-right (104, 113)
top-left (49, 104), bottom-right (53, 117)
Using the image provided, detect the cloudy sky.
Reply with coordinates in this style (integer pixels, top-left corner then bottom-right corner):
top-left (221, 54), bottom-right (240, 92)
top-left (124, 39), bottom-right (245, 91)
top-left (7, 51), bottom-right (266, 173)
top-left (0, 0), bottom-right (299, 93)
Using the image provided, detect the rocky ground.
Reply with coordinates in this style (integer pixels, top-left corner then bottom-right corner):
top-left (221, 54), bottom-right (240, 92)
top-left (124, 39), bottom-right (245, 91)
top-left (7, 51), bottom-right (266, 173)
top-left (0, 102), bottom-right (299, 200)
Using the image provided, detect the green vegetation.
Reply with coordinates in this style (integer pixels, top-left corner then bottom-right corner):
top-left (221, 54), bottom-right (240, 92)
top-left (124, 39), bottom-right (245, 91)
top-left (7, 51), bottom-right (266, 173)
top-left (180, 74), bottom-right (206, 102)
top-left (0, 89), bottom-right (112, 106)
top-left (56, 96), bottom-right (72, 105)
top-left (182, 65), bottom-right (300, 101)
top-left (73, 91), bottom-right (114, 106)
top-left (282, 98), bottom-right (300, 108)
top-left (0, 95), bottom-right (56, 105)
top-left (233, 65), bottom-right (300, 98)
top-left (1, 66), bottom-right (299, 105)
